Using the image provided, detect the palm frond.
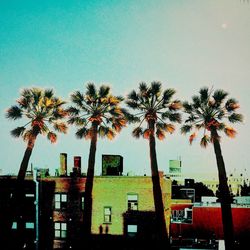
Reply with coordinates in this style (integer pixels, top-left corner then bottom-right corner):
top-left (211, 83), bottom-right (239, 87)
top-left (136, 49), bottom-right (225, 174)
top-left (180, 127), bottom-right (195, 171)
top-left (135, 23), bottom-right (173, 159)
top-left (86, 83), bottom-right (97, 97)
top-left (192, 95), bottom-right (201, 109)
top-left (195, 123), bottom-right (204, 130)
top-left (182, 101), bottom-right (193, 113)
top-left (217, 123), bottom-right (225, 131)
top-left (143, 129), bottom-right (152, 139)
top-left (224, 127), bottom-right (237, 138)
top-left (156, 122), bottom-right (174, 134)
top-left (200, 135), bottom-right (210, 148)
top-left (112, 123), bottom-right (122, 132)
top-left (213, 89), bottom-right (228, 106)
top-left (67, 106), bottom-right (80, 115)
top-left (124, 113), bottom-right (140, 123)
top-left (31, 88), bottom-right (42, 106)
top-left (17, 97), bottom-right (29, 109)
top-left (52, 108), bottom-right (68, 119)
top-left (23, 130), bottom-right (33, 142)
top-left (108, 96), bottom-right (121, 106)
top-left (132, 127), bottom-right (142, 138)
top-left (189, 132), bottom-right (196, 144)
top-left (167, 113), bottom-right (182, 123)
top-left (10, 127), bottom-right (26, 138)
top-left (150, 81), bottom-right (162, 95)
top-left (185, 114), bottom-right (198, 123)
top-left (53, 122), bottom-right (68, 134)
top-left (39, 123), bottom-right (49, 134)
top-left (98, 125), bottom-right (108, 138)
top-left (217, 110), bottom-right (225, 120)
top-left (47, 132), bottom-right (57, 144)
top-left (162, 88), bottom-right (176, 103)
top-left (20, 88), bottom-right (32, 98)
top-left (164, 123), bottom-right (175, 134)
top-left (199, 87), bottom-right (209, 103)
top-left (6, 106), bottom-right (22, 120)
top-left (106, 128), bottom-right (115, 140)
top-left (127, 90), bottom-right (139, 101)
top-left (115, 96), bottom-right (124, 102)
top-left (53, 98), bottom-right (67, 108)
top-left (76, 127), bottom-right (88, 139)
top-left (44, 89), bottom-right (54, 99)
top-left (112, 117), bottom-right (127, 132)
top-left (139, 82), bottom-right (147, 94)
top-left (99, 85), bottom-right (110, 98)
top-left (109, 107), bottom-right (123, 117)
top-left (156, 122), bottom-right (165, 130)
top-left (228, 113), bottom-right (243, 123)
top-left (169, 100), bottom-right (182, 111)
top-left (125, 101), bottom-right (140, 110)
top-left (180, 125), bottom-right (192, 134)
top-left (225, 98), bottom-right (240, 112)
top-left (156, 128), bottom-right (165, 140)
top-left (71, 91), bottom-right (84, 107)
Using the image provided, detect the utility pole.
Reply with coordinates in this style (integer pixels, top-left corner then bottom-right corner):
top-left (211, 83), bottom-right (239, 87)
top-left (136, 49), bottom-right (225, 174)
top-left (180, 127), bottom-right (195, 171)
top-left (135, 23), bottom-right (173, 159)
top-left (33, 168), bottom-right (39, 250)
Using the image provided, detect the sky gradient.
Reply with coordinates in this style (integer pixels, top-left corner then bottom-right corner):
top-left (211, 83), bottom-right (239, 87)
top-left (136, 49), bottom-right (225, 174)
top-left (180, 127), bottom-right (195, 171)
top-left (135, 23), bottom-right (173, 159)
top-left (0, 0), bottom-right (249, 180)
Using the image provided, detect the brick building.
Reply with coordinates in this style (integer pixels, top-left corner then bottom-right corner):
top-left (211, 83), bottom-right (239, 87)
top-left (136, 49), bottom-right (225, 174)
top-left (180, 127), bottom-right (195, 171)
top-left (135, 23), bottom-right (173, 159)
top-left (0, 174), bottom-right (171, 249)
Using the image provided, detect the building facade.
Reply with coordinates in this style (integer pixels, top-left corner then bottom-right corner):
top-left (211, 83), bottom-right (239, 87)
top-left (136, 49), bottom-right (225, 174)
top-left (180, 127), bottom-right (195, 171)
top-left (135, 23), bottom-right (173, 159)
top-left (0, 174), bottom-right (171, 249)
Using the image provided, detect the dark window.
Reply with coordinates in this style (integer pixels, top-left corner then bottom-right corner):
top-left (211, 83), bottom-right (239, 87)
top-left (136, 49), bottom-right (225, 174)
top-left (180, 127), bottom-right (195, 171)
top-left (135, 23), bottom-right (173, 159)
top-left (54, 193), bottom-right (67, 210)
top-left (54, 222), bottom-right (67, 238)
top-left (127, 194), bottom-right (138, 211)
top-left (81, 193), bottom-right (85, 210)
top-left (104, 207), bottom-right (112, 223)
top-left (127, 225), bottom-right (137, 237)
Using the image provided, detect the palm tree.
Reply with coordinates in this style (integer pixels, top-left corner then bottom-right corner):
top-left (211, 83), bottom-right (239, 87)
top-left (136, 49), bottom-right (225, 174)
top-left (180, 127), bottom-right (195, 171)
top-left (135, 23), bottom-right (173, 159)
top-left (67, 83), bottom-right (127, 236)
top-left (181, 87), bottom-right (243, 250)
top-left (6, 87), bottom-right (68, 180)
top-left (4, 87), bottom-right (68, 246)
top-left (125, 81), bottom-right (182, 240)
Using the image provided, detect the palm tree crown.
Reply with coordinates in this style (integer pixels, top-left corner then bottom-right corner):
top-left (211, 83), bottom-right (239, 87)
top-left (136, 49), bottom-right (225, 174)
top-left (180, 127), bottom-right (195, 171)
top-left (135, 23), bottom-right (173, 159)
top-left (6, 87), bottom-right (68, 145)
top-left (126, 81), bottom-right (182, 139)
top-left (181, 87), bottom-right (243, 147)
top-left (67, 83), bottom-right (127, 140)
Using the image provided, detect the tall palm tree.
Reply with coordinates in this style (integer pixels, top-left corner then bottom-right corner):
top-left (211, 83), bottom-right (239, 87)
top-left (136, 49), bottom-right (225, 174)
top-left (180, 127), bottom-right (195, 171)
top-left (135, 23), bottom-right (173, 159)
top-left (181, 87), bottom-right (243, 250)
top-left (67, 83), bottom-right (127, 236)
top-left (6, 87), bottom-right (68, 180)
top-left (125, 81), bottom-right (182, 240)
top-left (4, 87), bottom-right (68, 247)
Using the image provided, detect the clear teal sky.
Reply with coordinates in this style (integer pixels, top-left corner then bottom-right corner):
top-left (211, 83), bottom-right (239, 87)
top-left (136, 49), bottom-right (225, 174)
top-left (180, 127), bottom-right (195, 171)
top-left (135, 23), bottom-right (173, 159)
top-left (0, 0), bottom-right (249, 179)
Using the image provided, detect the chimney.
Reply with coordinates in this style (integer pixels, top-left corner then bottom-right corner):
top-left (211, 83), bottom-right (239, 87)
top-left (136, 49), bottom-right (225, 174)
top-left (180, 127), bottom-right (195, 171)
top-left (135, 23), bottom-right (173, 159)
top-left (73, 156), bottom-right (81, 176)
top-left (60, 153), bottom-right (67, 176)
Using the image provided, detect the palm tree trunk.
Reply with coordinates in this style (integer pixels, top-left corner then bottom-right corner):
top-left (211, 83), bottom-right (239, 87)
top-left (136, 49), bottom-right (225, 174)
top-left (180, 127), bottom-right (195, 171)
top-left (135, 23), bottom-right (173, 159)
top-left (82, 122), bottom-right (98, 237)
top-left (148, 119), bottom-right (168, 241)
top-left (211, 128), bottom-right (234, 250)
top-left (1, 133), bottom-right (38, 248)
top-left (18, 135), bottom-right (37, 180)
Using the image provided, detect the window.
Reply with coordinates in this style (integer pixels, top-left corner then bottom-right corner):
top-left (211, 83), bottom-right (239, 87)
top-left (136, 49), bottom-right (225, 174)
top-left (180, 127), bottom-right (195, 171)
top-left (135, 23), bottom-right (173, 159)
top-left (54, 222), bottom-right (67, 238)
top-left (81, 193), bottom-right (85, 210)
top-left (25, 222), bottom-right (34, 229)
top-left (104, 207), bottom-right (112, 223)
top-left (25, 193), bottom-right (35, 197)
top-left (184, 208), bottom-right (192, 223)
top-left (54, 193), bottom-right (67, 210)
top-left (127, 225), bottom-right (137, 237)
top-left (127, 194), bottom-right (138, 211)
top-left (171, 210), bottom-right (184, 222)
top-left (171, 208), bottom-right (192, 223)
top-left (12, 222), bottom-right (17, 230)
